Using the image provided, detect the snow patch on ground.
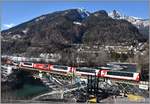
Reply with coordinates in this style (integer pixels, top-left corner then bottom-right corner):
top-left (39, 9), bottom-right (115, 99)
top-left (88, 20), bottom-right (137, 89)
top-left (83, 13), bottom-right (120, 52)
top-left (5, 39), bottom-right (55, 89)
top-left (35, 16), bottom-right (46, 22)
top-left (22, 28), bottom-right (29, 34)
top-left (12, 34), bottom-right (21, 39)
top-left (73, 21), bottom-right (82, 25)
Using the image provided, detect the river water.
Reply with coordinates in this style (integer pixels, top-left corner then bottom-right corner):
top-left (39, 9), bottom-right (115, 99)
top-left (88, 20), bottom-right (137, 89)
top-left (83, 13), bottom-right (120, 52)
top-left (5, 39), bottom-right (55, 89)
top-left (1, 70), bottom-right (50, 102)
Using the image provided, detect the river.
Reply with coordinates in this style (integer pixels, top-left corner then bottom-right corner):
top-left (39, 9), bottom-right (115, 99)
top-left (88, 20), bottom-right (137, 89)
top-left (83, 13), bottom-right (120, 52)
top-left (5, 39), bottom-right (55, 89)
top-left (1, 70), bottom-right (50, 102)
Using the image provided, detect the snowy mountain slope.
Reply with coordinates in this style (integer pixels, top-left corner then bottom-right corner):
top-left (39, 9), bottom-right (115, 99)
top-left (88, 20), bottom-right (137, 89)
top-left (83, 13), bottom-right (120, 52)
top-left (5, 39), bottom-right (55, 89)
top-left (108, 10), bottom-right (149, 28)
top-left (108, 10), bottom-right (149, 38)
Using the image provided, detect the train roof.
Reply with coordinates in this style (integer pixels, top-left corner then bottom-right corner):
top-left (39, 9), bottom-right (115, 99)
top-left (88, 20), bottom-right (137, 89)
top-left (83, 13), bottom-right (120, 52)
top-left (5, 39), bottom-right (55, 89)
top-left (77, 67), bottom-right (98, 70)
top-left (99, 66), bottom-right (112, 70)
top-left (107, 62), bottom-right (137, 65)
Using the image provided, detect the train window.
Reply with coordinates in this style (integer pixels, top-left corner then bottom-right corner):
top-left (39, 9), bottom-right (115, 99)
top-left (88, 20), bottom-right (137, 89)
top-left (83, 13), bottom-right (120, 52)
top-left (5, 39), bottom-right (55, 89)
top-left (76, 68), bottom-right (96, 73)
top-left (107, 71), bottom-right (133, 77)
top-left (53, 65), bottom-right (68, 70)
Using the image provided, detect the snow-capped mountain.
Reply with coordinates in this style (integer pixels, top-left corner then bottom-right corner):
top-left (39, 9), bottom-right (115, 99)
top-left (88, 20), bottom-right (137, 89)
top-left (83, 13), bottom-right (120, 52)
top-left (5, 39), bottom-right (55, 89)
top-left (108, 10), bottom-right (149, 28)
top-left (108, 10), bottom-right (149, 38)
top-left (77, 8), bottom-right (90, 18)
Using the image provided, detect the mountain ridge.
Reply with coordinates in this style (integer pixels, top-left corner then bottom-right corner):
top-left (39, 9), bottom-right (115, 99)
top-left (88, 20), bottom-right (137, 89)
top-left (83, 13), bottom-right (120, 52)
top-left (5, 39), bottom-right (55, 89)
top-left (1, 9), bottom-right (148, 55)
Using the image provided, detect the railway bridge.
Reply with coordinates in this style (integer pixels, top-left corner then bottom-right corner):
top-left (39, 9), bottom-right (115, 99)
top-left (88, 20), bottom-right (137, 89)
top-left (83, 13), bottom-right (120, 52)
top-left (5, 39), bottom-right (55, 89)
top-left (1, 65), bottom-right (149, 101)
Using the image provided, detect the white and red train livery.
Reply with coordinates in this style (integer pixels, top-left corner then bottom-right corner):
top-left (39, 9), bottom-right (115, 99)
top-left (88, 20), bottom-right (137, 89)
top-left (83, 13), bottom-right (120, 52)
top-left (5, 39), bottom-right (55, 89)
top-left (100, 70), bottom-right (140, 81)
top-left (17, 62), bottom-right (140, 82)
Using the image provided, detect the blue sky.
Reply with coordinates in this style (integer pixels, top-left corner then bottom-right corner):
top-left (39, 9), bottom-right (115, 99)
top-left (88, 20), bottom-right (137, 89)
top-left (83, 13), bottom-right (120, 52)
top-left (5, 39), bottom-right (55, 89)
top-left (1, 0), bottom-right (149, 30)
